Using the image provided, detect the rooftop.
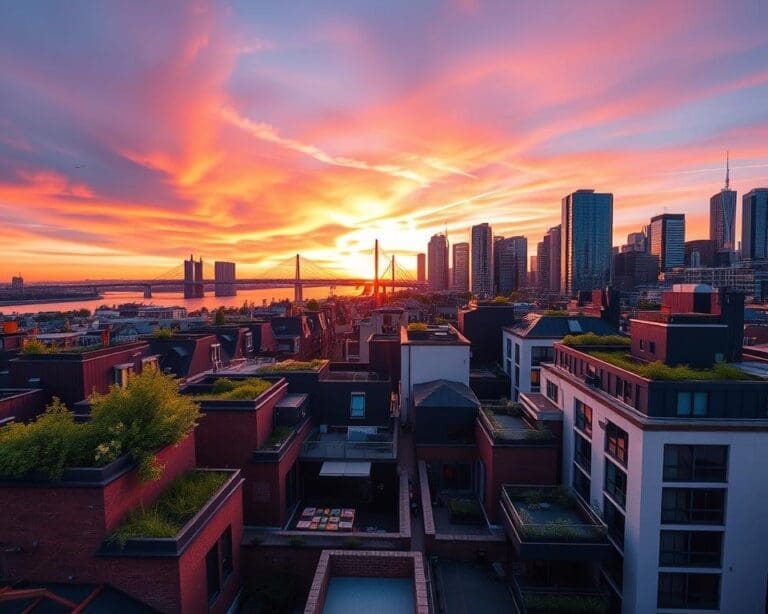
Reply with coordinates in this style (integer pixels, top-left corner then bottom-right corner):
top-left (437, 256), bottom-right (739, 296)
top-left (401, 324), bottom-right (470, 345)
top-left (507, 313), bottom-right (618, 339)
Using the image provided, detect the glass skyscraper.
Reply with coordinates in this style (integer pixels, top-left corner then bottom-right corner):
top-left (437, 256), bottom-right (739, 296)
top-left (710, 189), bottom-right (737, 251)
top-left (650, 213), bottom-right (685, 271)
top-left (427, 233), bottom-right (449, 291)
top-left (561, 190), bottom-right (613, 295)
top-left (742, 189), bottom-right (768, 261)
top-left (471, 223), bottom-right (493, 297)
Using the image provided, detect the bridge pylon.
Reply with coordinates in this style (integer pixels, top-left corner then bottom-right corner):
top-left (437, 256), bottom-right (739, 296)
top-left (294, 254), bottom-right (303, 303)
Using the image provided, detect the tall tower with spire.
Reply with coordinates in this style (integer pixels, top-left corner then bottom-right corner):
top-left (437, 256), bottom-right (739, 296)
top-left (709, 152), bottom-right (737, 252)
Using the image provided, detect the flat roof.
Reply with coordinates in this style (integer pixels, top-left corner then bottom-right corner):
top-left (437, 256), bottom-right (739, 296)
top-left (323, 577), bottom-right (414, 614)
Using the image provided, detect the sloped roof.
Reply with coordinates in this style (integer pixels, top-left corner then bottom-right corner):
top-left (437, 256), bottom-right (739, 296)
top-left (508, 314), bottom-right (618, 339)
top-left (413, 379), bottom-right (479, 408)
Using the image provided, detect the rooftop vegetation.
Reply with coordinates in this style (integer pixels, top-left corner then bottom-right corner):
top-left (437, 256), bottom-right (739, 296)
top-left (490, 296), bottom-right (510, 305)
top-left (562, 332), bottom-right (630, 347)
top-left (524, 593), bottom-right (609, 613)
top-left (256, 359), bottom-right (327, 373)
top-left (259, 426), bottom-right (294, 450)
top-left (0, 370), bottom-right (200, 481)
top-left (19, 340), bottom-right (103, 355)
top-left (481, 404), bottom-right (552, 442)
top-left (197, 377), bottom-right (273, 400)
top-left (152, 327), bottom-right (175, 339)
top-left (541, 309), bottom-right (569, 316)
top-left (406, 322), bottom-right (428, 332)
top-left (589, 350), bottom-right (756, 381)
top-left (110, 470), bottom-right (229, 546)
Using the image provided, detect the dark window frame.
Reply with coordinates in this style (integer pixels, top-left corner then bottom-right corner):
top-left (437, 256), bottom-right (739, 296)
top-left (604, 459), bottom-right (627, 509)
top-left (574, 398), bottom-right (593, 436)
top-left (661, 488), bottom-right (726, 525)
top-left (657, 572), bottom-right (721, 610)
top-left (663, 445), bottom-right (728, 482)
top-left (659, 530), bottom-right (723, 568)
top-left (546, 380), bottom-right (559, 404)
top-left (574, 432), bottom-right (592, 473)
top-left (605, 421), bottom-right (628, 466)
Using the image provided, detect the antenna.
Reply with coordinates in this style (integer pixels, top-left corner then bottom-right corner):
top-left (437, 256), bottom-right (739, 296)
top-left (725, 151), bottom-right (730, 190)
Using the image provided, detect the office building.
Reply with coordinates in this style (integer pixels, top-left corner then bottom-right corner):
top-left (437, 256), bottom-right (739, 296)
top-left (183, 254), bottom-right (204, 299)
top-left (742, 188), bottom-right (768, 261)
top-left (561, 190), bottom-right (613, 295)
top-left (416, 253), bottom-right (426, 282)
top-left (471, 223), bottom-right (493, 297)
top-left (684, 239), bottom-right (716, 268)
top-left (496, 236), bottom-right (527, 294)
top-left (214, 261), bottom-right (237, 297)
top-left (621, 231), bottom-right (647, 254)
top-left (452, 242), bottom-right (469, 292)
top-left (710, 155), bottom-right (737, 251)
top-left (529, 255), bottom-right (537, 286)
top-left (650, 213), bottom-right (685, 271)
top-left (613, 251), bottom-right (659, 291)
top-left (427, 234), bottom-right (449, 291)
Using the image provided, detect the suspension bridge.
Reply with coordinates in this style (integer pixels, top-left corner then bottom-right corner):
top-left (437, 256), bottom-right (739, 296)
top-left (27, 242), bottom-right (426, 303)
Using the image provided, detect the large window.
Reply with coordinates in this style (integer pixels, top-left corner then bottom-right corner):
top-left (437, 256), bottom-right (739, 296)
top-left (659, 531), bottom-right (723, 567)
top-left (573, 465), bottom-right (590, 501)
top-left (531, 346), bottom-right (554, 366)
top-left (603, 496), bottom-right (625, 548)
top-left (530, 368), bottom-right (541, 389)
top-left (663, 445), bottom-right (728, 482)
top-left (658, 573), bottom-right (720, 610)
top-left (604, 460), bottom-right (627, 508)
top-left (206, 542), bottom-right (221, 604)
top-left (546, 381), bottom-right (559, 404)
top-left (574, 399), bottom-right (592, 436)
top-left (676, 391), bottom-right (709, 417)
top-left (661, 488), bottom-right (726, 525)
top-left (605, 422), bottom-right (628, 466)
top-left (350, 392), bottom-right (366, 419)
top-left (574, 432), bottom-right (592, 472)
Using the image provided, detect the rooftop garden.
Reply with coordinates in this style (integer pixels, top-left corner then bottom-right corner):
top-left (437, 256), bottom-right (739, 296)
top-left (109, 470), bottom-right (229, 547)
top-left (588, 350), bottom-right (756, 381)
top-left (255, 359), bottom-right (327, 373)
top-left (481, 403), bottom-right (552, 442)
top-left (196, 377), bottom-right (273, 400)
top-left (406, 322), bottom-right (428, 332)
top-left (562, 332), bottom-right (630, 347)
top-left (20, 340), bottom-right (103, 355)
top-left (152, 327), bottom-right (175, 339)
top-left (0, 370), bottom-right (200, 481)
top-left (504, 486), bottom-right (604, 542)
top-left (259, 426), bottom-right (294, 451)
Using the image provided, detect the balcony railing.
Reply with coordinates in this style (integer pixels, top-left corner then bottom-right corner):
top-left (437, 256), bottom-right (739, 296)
top-left (300, 428), bottom-right (397, 460)
top-left (509, 578), bottom-right (609, 614)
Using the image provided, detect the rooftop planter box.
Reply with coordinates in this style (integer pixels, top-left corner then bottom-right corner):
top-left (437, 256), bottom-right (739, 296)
top-left (14, 340), bottom-right (149, 361)
top-left (99, 469), bottom-right (243, 557)
top-left (501, 485), bottom-right (610, 561)
top-left (255, 359), bottom-right (329, 374)
top-left (511, 582), bottom-right (609, 614)
top-left (189, 376), bottom-right (286, 409)
top-left (251, 417), bottom-right (311, 462)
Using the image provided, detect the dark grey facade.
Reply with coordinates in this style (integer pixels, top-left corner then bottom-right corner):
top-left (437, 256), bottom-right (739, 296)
top-left (471, 223), bottom-right (493, 297)
top-left (496, 236), bottom-right (527, 294)
top-left (710, 189), bottom-right (736, 251)
top-left (561, 190), bottom-right (613, 295)
top-left (742, 188), bottom-right (768, 261)
top-left (428, 234), bottom-right (449, 291)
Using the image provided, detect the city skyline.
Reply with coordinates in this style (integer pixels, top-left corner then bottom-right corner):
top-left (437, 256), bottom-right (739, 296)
top-left (2, 1), bottom-right (768, 281)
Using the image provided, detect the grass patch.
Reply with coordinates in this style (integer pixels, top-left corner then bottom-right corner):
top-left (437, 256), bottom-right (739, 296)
top-left (589, 351), bottom-right (755, 381)
top-left (406, 322), bottom-right (428, 332)
top-left (259, 426), bottom-right (294, 450)
top-left (110, 470), bottom-right (229, 546)
top-left (197, 377), bottom-right (273, 400)
top-left (255, 359), bottom-right (327, 373)
top-left (447, 497), bottom-right (483, 523)
top-left (562, 332), bottom-right (629, 347)
top-left (20, 340), bottom-right (103, 355)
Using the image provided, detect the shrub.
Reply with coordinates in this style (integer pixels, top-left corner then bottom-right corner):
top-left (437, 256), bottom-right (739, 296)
top-left (447, 497), bottom-right (482, 521)
top-left (407, 322), bottom-right (428, 332)
top-left (20, 340), bottom-right (53, 355)
top-left (202, 377), bottom-right (273, 400)
top-left (152, 327), bottom-right (174, 339)
top-left (590, 351), bottom-right (753, 381)
top-left (110, 470), bottom-right (228, 546)
top-left (90, 369), bottom-right (201, 480)
top-left (256, 359), bottom-right (326, 373)
top-left (562, 332), bottom-right (630, 347)
top-left (260, 426), bottom-right (294, 450)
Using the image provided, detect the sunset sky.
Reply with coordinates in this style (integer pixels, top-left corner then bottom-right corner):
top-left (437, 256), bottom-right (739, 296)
top-left (1, 1), bottom-right (768, 281)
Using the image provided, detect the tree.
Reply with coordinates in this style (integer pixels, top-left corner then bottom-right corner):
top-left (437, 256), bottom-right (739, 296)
top-left (305, 299), bottom-right (320, 311)
top-left (214, 307), bottom-right (226, 325)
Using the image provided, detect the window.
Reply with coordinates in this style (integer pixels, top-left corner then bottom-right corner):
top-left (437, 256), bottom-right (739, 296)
top-left (531, 346), bottom-right (554, 366)
top-left (658, 572), bottom-right (720, 610)
top-left (639, 339), bottom-right (645, 350)
top-left (574, 432), bottom-right (592, 472)
top-left (221, 527), bottom-right (233, 580)
top-left (661, 488), bottom-right (726, 525)
top-left (441, 462), bottom-right (471, 491)
top-left (603, 496), bottom-right (625, 548)
top-left (663, 445), bottom-right (728, 482)
top-left (574, 399), bottom-right (592, 436)
top-left (505, 359), bottom-right (512, 376)
top-left (206, 542), bottom-right (221, 604)
top-left (514, 366), bottom-right (520, 387)
top-left (546, 381), bottom-right (559, 404)
top-left (649, 341), bottom-right (656, 354)
top-left (677, 392), bottom-right (709, 417)
top-left (514, 343), bottom-right (520, 365)
top-left (573, 464), bottom-right (590, 501)
top-left (506, 338), bottom-right (512, 359)
top-left (350, 392), bottom-right (366, 418)
top-left (530, 369), bottom-right (541, 389)
top-left (604, 459), bottom-right (627, 508)
top-left (114, 364), bottom-right (134, 388)
top-left (659, 531), bottom-right (722, 567)
top-left (605, 422), bottom-right (628, 466)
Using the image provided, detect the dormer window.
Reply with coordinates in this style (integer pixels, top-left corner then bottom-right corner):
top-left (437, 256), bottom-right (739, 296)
top-left (114, 363), bottom-right (134, 388)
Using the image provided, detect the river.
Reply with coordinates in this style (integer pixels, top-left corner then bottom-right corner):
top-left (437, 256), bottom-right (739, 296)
top-left (0, 286), bottom-right (361, 315)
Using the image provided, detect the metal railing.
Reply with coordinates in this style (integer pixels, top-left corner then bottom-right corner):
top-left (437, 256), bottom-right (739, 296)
top-left (300, 428), bottom-right (397, 460)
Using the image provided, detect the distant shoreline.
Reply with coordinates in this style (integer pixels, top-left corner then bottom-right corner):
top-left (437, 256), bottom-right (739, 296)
top-left (0, 293), bottom-right (102, 307)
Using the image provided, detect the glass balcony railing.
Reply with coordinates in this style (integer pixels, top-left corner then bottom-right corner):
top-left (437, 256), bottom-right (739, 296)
top-left (300, 428), bottom-right (396, 460)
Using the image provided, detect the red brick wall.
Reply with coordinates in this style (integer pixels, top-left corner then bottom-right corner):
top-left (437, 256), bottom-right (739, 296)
top-left (475, 424), bottom-right (557, 522)
top-left (415, 445), bottom-right (477, 463)
top-left (178, 480), bottom-right (244, 614)
top-left (0, 389), bottom-right (50, 422)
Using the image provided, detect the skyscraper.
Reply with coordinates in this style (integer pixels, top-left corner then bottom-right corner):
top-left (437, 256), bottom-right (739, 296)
top-left (710, 154), bottom-right (737, 251)
top-left (536, 237), bottom-right (550, 292)
top-left (650, 213), bottom-right (685, 271)
top-left (471, 223), bottom-right (493, 296)
top-left (742, 188), bottom-right (768, 261)
top-left (452, 242), bottom-right (469, 292)
top-left (416, 253), bottom-right (426, 282)
top-left (427, 234), bottom-right (449, 291)
top-left (548, 225), bottom-right (561, 294)
top-left (496, 236), bottom-right (527, 294)
top-left (561, 191), bottom-right (613, 295)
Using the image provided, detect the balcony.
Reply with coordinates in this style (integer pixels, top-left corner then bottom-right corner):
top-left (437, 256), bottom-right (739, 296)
top-left (300, 426), bottom-right (397, 460)
top-left (501, 485), bottom-right (610, 560)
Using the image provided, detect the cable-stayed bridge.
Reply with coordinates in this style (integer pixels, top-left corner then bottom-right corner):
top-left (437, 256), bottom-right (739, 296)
top-left (28, 245), bottom-right (426, 302)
